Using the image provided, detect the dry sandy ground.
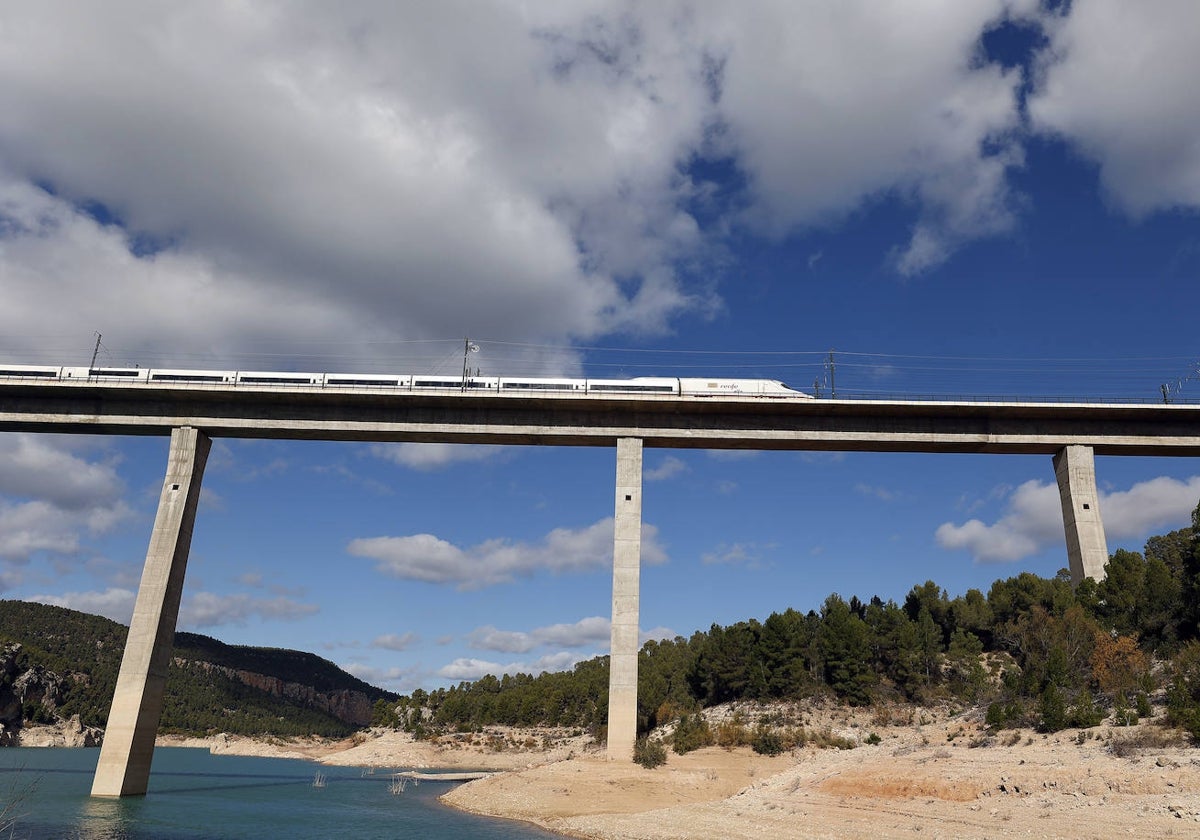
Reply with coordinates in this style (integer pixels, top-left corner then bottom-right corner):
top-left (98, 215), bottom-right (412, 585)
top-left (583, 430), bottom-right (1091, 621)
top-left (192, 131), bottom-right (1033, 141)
top-left (442, 738), bottom-right (1200, 839)
top-left (154, 725), bottom-right (593, 771)
top-left (28, 709), bottom-right (1200, 838)
top-left (440, 710), bottom-right (1200, 840)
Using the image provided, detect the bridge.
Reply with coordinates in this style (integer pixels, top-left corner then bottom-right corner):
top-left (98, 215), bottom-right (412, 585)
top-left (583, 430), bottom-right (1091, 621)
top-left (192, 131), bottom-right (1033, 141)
top-left (3, 376), bottom-right (1199, 796)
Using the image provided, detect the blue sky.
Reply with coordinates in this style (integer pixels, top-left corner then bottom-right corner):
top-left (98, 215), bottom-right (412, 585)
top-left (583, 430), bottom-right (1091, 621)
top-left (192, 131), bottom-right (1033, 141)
top-left (1, 1), bottom-right (1199, 693)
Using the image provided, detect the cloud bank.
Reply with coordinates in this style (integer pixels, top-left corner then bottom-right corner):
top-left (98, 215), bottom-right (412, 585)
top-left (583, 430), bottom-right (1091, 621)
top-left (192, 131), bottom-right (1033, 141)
top-left (0, 0), bottom-right (1130, 372)
top-left (347, 517), bottom-right (668, 590)
top-left (936, 475), bottom-right (1200, 563)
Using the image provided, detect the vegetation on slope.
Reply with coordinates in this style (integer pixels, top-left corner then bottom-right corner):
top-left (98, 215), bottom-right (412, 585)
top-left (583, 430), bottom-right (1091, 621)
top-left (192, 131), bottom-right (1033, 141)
top-left (378, 500), bottom-right (1200, 744)
top-left (0, 601), bottom-right (394, 738)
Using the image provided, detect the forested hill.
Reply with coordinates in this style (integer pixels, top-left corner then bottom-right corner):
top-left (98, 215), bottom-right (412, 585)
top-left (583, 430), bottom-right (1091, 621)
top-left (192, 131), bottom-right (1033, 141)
top-left (0, 600), bottom-right (394, 739)
top-left (378, 502), bottom-right (1200, 746)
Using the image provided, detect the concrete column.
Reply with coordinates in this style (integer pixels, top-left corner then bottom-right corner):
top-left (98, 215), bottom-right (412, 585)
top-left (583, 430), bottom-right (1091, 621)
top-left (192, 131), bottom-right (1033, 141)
top-left (606, 437), bottom-right (642, 761)
top-left (92, 427), bottom-right (211, 797)
top-left (1053, 444), bottom-right (1110, 585)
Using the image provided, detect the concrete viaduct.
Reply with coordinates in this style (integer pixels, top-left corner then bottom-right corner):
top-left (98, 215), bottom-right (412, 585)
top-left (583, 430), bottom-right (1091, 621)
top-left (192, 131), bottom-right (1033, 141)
top-left (2, 377), bottom-right (1200, 797)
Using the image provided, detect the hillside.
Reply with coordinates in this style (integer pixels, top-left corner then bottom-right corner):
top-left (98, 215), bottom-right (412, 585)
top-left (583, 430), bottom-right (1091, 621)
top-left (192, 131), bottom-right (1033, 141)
top-left (0, 600), bottom-right (394, 741)
top-left (377, 504), bottom-right (1200, 752)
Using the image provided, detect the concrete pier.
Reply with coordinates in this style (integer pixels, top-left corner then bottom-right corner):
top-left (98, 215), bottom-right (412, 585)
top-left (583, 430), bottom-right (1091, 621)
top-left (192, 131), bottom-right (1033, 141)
top-left (92, 427), bottom-right (211, 797)
top-left (606, 437), bottom-right (642, 761)
top-left (1053, 444), bottom-right (1110, 584)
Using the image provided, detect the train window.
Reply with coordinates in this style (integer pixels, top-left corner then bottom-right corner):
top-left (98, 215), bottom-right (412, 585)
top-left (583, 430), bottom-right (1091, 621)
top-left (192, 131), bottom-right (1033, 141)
top-left (0, 368), bottom-right (58, 378)
top-left (90, 368), bottom-right (142, 377)
top-left (501, 382), bottom-right (579, 390)
top-left (326, 377), bottom-right (401, 387)
top-left (150, 373), bottom-right (229, 382)
top-left (588, 384), bottom-right (675, 393)
top-left (238, 375), bottom-right (315, 384)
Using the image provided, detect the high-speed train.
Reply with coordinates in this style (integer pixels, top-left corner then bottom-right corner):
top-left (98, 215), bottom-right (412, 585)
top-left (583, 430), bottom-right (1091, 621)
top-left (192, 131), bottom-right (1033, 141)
top-left (0, 364), bottom-right (813, 398)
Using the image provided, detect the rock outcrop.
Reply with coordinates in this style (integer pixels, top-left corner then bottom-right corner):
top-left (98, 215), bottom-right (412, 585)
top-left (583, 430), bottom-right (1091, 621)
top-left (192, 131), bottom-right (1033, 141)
top-left (174, 658), bottom-right (375, 726)
top-left (0, 643), bottom-right (21, 745)
top-left (18, 714), bottom-right (103, 747)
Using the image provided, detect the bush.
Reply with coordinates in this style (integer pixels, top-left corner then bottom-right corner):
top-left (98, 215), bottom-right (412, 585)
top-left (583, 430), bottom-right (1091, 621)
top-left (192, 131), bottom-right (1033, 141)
top-left (672, 714), bottom-right (715, 754)
top-left (633, 736), bottom-right (667, 769)
top-left (1067, 688), bottom-right (1105, 728)
top-left (1112, 693), bottom-right (1138, 727)
top-left (1135, 692), bottom-right (1153, 718)
top-left (751, 724), bottom-right (785, 755)
top-left (716, 716), bottom-right (752, 749)
top-left (985, 702), bottom-right (1006, 729)
top-left (1038, 684), bottom-right (1068, 733)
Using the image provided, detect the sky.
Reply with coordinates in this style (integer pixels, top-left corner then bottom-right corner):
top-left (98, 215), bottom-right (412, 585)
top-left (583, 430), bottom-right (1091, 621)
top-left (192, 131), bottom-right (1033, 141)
top-left (1, 0), bottom-right (1199, 694)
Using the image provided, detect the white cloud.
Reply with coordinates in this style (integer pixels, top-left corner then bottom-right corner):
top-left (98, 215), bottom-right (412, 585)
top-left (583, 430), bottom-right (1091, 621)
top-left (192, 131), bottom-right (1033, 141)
top-left (0, 2), bottom-right (704, 368)
top-left (372, 632), bottom-right (419, 652)
top-left (341, 662), bottom-right (422, 691)
top-left (468, 626), bottom-right (538, 655)
top-left (369, 443), bottom-right (507, 471)
top-left (642, 626), bottom-right (677, 645)
top-left (1099, 476), bottom-right (1200, 538)
top-left (437, 651), bottom-right (582, 682)
top-left (347, 517), bottom-right (668, 589)
top-left (1029, 0), bottom-right (1200, 216)
top-left (437, 658), bottom-right (507, 682)
top-left (236, 572), bottom-right (264, 587)
top-left (178, 591), bottom-right (319, 629)
top-left (855, 483), bottom-right (899, 502)
top-left (0, 501), bottom-right (82, 560)
top-left (0, 435), bottom-right (124, 509)
top-left (645, 456), bottom-right (688, 482)
top-left (701, 541), bottom-right (774, 568)
top-left (28, 588), bottom-right (138, 625)
top-left (533, 616), bottom-right (613, 648)
top-left (0, 436), bottom-right (134, 563)
top-left (43, 580), bottom-right (324, 630)
top-left (468, 616), bottom-right (612, 654)
top-left (936, 475), bottom-right (1200, 563)
top-left (710, 0), bottom-right (1029, 272)
top-left (0, 2), bottom-right (1045, 378)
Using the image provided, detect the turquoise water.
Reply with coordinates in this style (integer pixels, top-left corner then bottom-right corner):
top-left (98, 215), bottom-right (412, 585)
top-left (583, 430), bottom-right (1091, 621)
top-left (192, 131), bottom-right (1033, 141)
top-left (0, 747), bottom-right (562, 839)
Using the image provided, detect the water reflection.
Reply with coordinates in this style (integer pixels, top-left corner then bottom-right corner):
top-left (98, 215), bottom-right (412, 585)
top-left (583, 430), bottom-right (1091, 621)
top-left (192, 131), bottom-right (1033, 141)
top-left (78, 797), bottom-right (133, 840)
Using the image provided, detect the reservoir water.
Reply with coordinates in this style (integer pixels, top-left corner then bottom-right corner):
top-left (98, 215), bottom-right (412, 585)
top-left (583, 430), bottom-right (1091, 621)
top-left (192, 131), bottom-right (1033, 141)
top-left (0, 747), bottom-right (562, 839)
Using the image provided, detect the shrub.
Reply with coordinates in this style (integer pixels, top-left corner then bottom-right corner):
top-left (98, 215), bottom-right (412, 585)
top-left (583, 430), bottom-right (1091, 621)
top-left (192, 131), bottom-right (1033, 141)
top-left (751, 727), bottom-right (784, 755)
top-left (633, 736), bottom-right (667, 769)
top-left (1038, 684), bottom-right (1067, 733)
top-left (1109, 727), bottom-right (1185, 758)
top-left (672, 714), bottom-right (715, 754)
top-left (1091, 634), bottom-right (1148, 697)
top-left (985, 702), bottom-right (1006, 729)
top-left (1135, 692), bottom-right (1153, 718)
top-left (1112, 693), bottom-right (1138, 727)
top-left (1067, 688), bottom-right (1105, 728)
top-left (716, 716), bottom-right (752, 749)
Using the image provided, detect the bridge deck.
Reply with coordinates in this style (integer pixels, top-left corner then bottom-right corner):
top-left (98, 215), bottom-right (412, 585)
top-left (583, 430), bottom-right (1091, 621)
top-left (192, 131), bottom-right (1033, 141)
top-left (2, 379), bottom-right (1199, 455)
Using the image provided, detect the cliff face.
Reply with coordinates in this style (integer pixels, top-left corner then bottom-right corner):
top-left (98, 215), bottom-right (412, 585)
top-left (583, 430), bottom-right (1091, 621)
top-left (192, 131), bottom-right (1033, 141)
top-left (0, 643), bottom-right (103, 745)
top-left (174, 658), bottom-right (375, 726)
top-left (0, 643), bottom-right (20, 745)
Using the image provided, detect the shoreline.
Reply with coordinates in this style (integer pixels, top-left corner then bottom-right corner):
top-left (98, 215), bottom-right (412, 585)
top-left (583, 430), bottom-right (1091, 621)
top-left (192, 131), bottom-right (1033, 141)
top-left (18, 708), bottom-right (1200, 838)
top-left (438, 708), bottom-right (1200, 840)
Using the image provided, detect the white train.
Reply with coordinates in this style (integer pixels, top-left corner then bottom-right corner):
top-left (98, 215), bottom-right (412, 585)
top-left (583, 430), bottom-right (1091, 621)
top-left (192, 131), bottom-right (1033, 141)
top-left (0, 364), bottom-right (812, 398)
